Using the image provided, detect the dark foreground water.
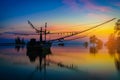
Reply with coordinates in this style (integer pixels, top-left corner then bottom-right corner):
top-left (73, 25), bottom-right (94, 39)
top-left (0, 44), bottom-right (120, 80)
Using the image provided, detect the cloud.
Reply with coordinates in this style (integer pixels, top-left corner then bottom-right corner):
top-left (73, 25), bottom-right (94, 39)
top-left (62, 0), bottom-right (79, 10)
top-left (87, 13), bottom-right (112, 20)
top-left (80, 0), bottom-right (111, 12)
top-left (62, 0), bottom-right (111, 12)
top-left (115, 2), bottom-right (120, 6)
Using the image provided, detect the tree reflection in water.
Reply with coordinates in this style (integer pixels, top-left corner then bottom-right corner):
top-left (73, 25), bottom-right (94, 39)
top-left (107, 36), bottom-right (120, 73)
top-left (89, 35), bottom-right (103, 55)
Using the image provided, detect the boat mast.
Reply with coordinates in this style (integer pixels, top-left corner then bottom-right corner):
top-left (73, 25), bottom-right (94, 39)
top-left (40, 27), bottom-right (43, 42)
top-left (44, 22), bottom-right (47, 42)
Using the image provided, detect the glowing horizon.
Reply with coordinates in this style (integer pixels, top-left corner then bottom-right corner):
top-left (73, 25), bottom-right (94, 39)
top-left (0, 0), bottom-right (120, 41)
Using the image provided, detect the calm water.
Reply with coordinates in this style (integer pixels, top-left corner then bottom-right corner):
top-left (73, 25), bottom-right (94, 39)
top-left (0, 44), bottom-right (120, 80)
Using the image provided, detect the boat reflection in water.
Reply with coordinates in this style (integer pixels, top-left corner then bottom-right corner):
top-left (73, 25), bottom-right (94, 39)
top-left (26, 38), bottom-right (52, 69)
top-left (26, 39), bottom-right (51, 80)
top-left (26, 39), bottom-right (86, 80)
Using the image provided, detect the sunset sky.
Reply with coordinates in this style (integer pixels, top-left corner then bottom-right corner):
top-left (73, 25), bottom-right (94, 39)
top-left (0, 0), bottom-right (120, 41)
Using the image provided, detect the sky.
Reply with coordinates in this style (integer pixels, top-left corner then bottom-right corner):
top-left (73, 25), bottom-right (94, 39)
top-left (0, 0), bottom-right (120, 41)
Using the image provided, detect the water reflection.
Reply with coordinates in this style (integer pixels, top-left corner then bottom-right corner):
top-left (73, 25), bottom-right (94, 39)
top-left (13, 38), bottom-right (120, 77)
top-left (26, 45), bottom-right (51, 69)
top-left (89, 43), bottom-right (102, 55)
top-left (26, 44), bottom-right (51, 80)
top-left (106, 36), bottom-right (120, 73)
top-left (26, 44), bottom-right (82, 80)
top-left (89, 35), bottom-right (103, 55)
top-left (89, 46), bottom-right (98, 54)
top-left (1, 41), bottom-right (120, 80)
top-left (83, 42), bottom-right (88, 48)
top-left (114, 43), bottom-right (120, 73)
top-left (15, 45), bottom-right (25, 52)
top-left (115, 53), bottom-right (120, 72)
top-left (14, 37), bottom-right (25, 52)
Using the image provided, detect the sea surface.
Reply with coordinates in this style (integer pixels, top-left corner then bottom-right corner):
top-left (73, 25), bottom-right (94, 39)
top-left (0, 43), bottom-right (120, 80)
